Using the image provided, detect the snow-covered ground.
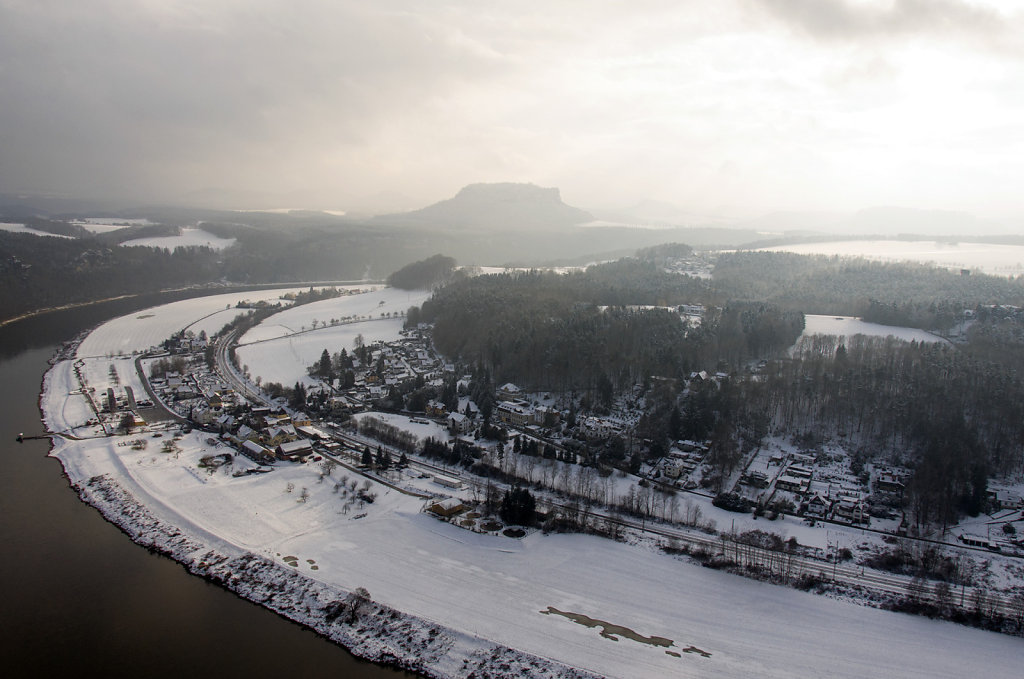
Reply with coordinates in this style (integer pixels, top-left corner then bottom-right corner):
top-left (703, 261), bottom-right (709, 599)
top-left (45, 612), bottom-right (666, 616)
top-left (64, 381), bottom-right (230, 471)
top-left (470, 265), bottom-right (585, 276)
top-left (354, 412), bottom-right (452, 443)
top-left (761, 240), bottom-right (1024, 277)
top-left (42, 360), bottom-right (101, 436)
top-left (797, 315), bottom-right (948, 347)
top-left (120, 227), bottom-right (236, 250)
top-left (231, 287), bottom-right (430, 385)
top-left (76, 287), bottom-right (308, 357)
top-left (236, 319), bottom-right (406, 386)
top-left (72, 218), bottom-right (155, 233)
top-left (44, 424), bottom-right (1023, 679)
top-left (0, 222), bottom-right (73, 238)
top-left (80, 356), bottom-right (148, 401)
top-left (41, 295), bottom-right (1024, 678)
top-left (239, 287), bottom-right (429, 344)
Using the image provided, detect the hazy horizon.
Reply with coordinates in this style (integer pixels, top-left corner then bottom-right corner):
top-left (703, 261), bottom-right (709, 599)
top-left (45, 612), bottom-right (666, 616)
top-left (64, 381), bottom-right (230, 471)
top-left (3, 1), bottom-right (1024, 222)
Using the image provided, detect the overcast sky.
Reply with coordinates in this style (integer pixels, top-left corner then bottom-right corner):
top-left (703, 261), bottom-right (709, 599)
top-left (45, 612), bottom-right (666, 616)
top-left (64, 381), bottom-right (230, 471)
top-left (2, 0), bottom-right (1023, 219)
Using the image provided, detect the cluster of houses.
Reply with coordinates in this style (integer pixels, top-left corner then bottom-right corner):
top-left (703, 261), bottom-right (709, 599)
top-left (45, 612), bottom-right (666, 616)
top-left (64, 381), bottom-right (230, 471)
top-left (148, 369), bottom-right (247, 425)
top-left (222, 407), bottom-right (330, 464)
top-left (802, 493), bottom-right (869, 526)
top-left (326, 331), bottom-right (451, 412)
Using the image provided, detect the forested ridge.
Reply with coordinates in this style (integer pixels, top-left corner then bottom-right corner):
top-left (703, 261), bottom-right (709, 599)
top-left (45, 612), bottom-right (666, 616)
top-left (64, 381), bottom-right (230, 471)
top-left (713, 251), bottom-right (1024, 327)
top-left (0, 232), bottom-right (223, 319)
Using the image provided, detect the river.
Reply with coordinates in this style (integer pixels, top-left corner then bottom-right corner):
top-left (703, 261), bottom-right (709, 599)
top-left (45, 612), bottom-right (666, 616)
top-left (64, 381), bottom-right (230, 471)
top-left (0, 292), bottom-right (413, 678)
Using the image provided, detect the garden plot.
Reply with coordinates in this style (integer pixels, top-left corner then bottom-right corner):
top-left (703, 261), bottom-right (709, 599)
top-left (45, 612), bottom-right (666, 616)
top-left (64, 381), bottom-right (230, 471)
top-left (79, 357), bottom-right (147, 401)
top-left (76, 287), bottom-right (309, 358)
top-left (41, 360), bottom-right (98, 434)
top-left (240, 287), bottom-right (429, 344)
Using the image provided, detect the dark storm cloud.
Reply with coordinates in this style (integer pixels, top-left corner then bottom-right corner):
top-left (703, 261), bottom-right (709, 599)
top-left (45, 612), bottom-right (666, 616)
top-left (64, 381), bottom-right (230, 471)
top-left (0, 1), bottom-right (513, 202)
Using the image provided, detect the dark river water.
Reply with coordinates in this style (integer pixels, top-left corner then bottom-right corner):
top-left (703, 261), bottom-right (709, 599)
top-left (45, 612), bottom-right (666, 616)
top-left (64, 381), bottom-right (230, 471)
top-left (0, 291), bottom-right (413, 678)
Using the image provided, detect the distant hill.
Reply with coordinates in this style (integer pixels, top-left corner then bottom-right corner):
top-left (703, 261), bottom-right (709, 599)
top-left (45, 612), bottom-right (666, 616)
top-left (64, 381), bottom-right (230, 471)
top-left (373, 183), bottom-right (593, 231)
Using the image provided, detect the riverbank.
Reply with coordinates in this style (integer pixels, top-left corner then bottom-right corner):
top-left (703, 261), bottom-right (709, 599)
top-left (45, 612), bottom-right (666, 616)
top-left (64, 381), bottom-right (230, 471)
top-left (46, 432), bottom-right (598, 679)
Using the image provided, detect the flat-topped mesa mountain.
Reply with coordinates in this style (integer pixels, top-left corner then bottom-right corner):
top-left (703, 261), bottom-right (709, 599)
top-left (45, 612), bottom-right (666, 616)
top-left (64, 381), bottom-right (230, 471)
top-left (372, 182), bottom-right (594, 231)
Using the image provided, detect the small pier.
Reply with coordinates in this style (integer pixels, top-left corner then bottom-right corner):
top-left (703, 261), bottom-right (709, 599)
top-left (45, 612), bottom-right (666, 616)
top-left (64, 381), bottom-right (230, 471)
top-left (16, 433), bottom-right (51, 443)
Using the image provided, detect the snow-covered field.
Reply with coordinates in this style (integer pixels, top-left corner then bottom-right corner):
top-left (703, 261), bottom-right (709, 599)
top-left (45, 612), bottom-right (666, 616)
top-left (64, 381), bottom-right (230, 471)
top-left (761, 240), bottom-right (1024, 277)
top-left (231, 287), bottom-right (430, 385)
top-left (72, 218), bottom-right (154, 233)
top-left (42, 360), bottom-right (100, 436)
top-left (353, 412), bottom-right (451, 444)
top-left (471, 265), bottom-right (585, 276)
top-left (239, 287), bottom-right (429, 344)
top-left (236, 319), bottom-right (407, 386)
top-left (797, 315), bottom-right (948, 347)
top-left (120, 227), bottom-right (236, 250)
top-left (0, 222), bottom-right (73, 238)
top-left (76, 287), bottom-right (308, 358)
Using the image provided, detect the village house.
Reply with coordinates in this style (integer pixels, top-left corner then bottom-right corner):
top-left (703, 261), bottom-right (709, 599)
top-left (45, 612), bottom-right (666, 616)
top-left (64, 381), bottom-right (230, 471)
top-left (775, 474), bottom-right (810, 494)
top-left (876, 473), bottom-right (906, 494)
top-left (240, 439), bottom-right (275, 464)
top-left (265, 424), bottom-right (298, 446)
top-left (425, 399), bottom-right (447, 417)
top-left (432, 473), bottom-right (464, 490)
top-left (496, 400), bottom-right (534, 427)
top-left (743, 470), bottom-right (769, 488)
top-left (498, 383), bottom-right (523, 400)
top-left (992, 490), bottom-right (1024, 510)
top-left (448, 411), bottom-right (473, 434)
top-left (580, 416), bottom-right (623, 439)
top-left (663, 460), bottom-right (686, 479)
top-left (804, 495), bottom-right (831, 519)
top-left (832, 499), bottom-right (868, 525)
top-left (276, 439), bottom-right (314, 461)
top-left (428, 497), bottom-right (466, 518)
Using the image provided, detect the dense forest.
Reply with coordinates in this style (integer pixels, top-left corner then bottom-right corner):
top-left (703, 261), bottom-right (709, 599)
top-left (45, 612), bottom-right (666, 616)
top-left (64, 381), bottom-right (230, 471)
top-left (386, 254), bottom-right (457, 290)
top-left (0, 231), bottom-right (223, 320)
top-left (418, 261), bottom-right (804, 392)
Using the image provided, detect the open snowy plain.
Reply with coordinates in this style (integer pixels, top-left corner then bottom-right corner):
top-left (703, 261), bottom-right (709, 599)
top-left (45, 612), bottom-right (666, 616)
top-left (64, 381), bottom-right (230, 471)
top-left (119, 226), bottom-right (237, 250)
top-left (234, 287), bottom-right (431, 385)
top-left (798, 315), bottom-right (948, 347)
top-left (42, 294), bottom-right (1022, 678)
top-left (761, 240), bottom-right (1024, 277)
